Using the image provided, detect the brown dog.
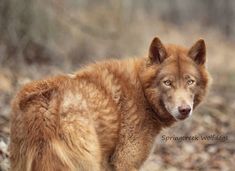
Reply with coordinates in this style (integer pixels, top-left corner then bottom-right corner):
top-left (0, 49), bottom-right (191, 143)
top-left (9, 37), bottom-right (211, 171)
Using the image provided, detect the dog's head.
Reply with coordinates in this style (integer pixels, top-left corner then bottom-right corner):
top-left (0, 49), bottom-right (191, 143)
top-left (141, 37), bottom-right (211, 122)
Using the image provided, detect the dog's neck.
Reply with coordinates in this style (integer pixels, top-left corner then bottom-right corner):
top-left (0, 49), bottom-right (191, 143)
top-left (146, 99), bottom-right (176, 128)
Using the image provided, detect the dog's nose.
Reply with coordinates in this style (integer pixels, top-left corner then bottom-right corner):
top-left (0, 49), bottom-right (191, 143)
top-left (178, 105), bottom-right (191, 116)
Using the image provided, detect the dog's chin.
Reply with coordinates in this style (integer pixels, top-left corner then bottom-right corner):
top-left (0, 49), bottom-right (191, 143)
top-left (175, 114), bottom-right (189, 121)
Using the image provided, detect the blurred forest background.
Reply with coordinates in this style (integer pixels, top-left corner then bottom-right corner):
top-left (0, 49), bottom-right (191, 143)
top-left (0, 0), bottom-right (235, 170)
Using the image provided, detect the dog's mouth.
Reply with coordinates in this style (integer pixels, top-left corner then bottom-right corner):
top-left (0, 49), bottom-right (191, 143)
top-left (176, 114), bottom-right (189, 120)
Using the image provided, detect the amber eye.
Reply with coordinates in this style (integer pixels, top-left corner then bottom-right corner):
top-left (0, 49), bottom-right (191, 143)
top-left (187, 79), bottom-right (195, 85)
top-left (163, 80), bottom-right (172, 87)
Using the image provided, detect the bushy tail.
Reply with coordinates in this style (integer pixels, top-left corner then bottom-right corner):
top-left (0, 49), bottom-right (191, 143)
top-left (10, 77), bottom-right (101, 171)
top-left (10, 82), bottom-right (76, 171)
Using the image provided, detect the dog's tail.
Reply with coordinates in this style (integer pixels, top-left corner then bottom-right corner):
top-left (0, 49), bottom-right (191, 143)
top-left (9, 78), bottom-right (77, 171)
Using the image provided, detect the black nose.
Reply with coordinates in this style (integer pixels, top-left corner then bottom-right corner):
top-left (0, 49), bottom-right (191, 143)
top-left (178, 105), bottom-right (191, 116)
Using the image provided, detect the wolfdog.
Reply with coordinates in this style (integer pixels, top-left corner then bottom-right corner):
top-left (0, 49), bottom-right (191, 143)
top-left (10, 37), bottom-right (210, 171)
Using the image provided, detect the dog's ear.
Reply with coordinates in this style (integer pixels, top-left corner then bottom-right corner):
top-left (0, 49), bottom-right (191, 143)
top-left (148, 37), bottom-right (167, 64)
top-left (188, 39), bottom-right (206, 65)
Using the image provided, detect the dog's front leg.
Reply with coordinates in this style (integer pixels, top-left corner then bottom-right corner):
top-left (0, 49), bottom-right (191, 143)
top-left (110, 133), bottom-right (153, 171)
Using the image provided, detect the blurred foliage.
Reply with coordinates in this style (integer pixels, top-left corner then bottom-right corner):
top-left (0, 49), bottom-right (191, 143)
top-left (1, 0), bottom-right (235, 67)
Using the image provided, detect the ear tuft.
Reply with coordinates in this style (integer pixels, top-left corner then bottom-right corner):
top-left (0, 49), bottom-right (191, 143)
top-left (188, 39), bottom-right (206, 65)
top-left (148, 37), bottom-right (167, 64)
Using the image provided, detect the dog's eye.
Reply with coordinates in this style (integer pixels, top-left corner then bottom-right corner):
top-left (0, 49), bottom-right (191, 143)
top-left (187, 79), bottom-right (195, 85)
top-left (163, 80), bottom-right (172, 86)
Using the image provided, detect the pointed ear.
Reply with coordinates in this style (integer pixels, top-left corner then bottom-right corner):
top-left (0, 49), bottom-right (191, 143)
top-left (148, 37), bottom-right (167, 64)
top-left (188, 39), bottom-right (206, 65)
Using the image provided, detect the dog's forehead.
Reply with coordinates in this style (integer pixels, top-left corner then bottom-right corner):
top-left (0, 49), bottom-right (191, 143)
top-left (158, 55), bottom-right (200, 79)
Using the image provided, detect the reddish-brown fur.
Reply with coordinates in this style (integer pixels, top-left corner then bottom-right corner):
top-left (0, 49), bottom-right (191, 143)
top-left (9, 37), bottom-right (210, 171)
